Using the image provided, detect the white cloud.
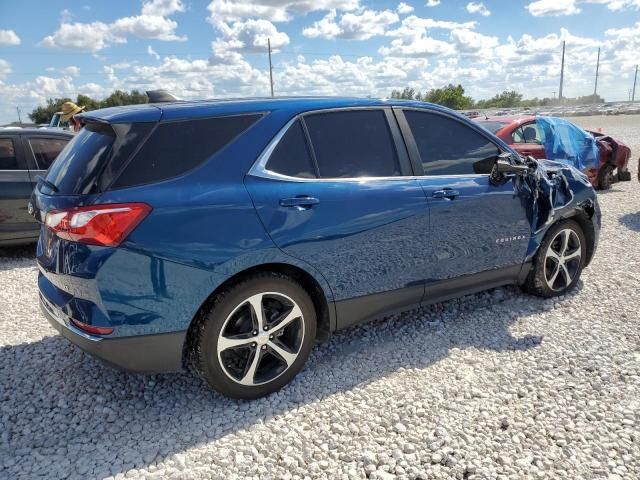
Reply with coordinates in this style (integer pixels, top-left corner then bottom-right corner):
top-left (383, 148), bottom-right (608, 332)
top-left (466, 2), bottom-right (491, 16)
top-left (148, 45), bottom-right (161, 60)
top-left (0, 59), bottom-right (11, 80)
top-left (450, 29), bottom-right (498, 54)
top-left (527, 0), bottom-right (640, 16)
top-left (0, 30), bottom-right (21, 46)
top-left (527, 0), bottom-right (581, 16)
top-left (206, 0), bottom-right (360, 23)
top-left (302, 9), bottom-right (399, 40)
top-left (40, 0), bottom-right (186, 51)
top-left (426, 0), bottom-right (440, 6)
top-left (397, 2), bottom-right (414, 14)
top-left (211, 18), bottom-right (290, 59)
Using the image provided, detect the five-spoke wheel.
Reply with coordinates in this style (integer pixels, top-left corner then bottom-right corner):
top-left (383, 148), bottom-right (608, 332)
top-left (217, 292), bottom-right (305, 386)
top-left (194, 273), bottom-right (316, 399)
top-left (543, 228), bottom-right (582, 292)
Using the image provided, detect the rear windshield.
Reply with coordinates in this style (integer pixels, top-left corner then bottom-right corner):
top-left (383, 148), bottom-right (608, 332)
top-left (45, 123), bottom-right (115, 195)
top-left (44, 113), bottom-right (262, 194)
top-left (476, 121), bottom-right (508, 134)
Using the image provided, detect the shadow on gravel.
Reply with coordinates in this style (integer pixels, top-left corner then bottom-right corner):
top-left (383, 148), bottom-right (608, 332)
top-left (619, 212), bottom-right (640, 232)
top-left (0, 285), bottom-right (556, 479)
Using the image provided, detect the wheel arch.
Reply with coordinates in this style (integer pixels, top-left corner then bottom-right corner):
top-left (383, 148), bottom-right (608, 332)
top-left (183, 262), bottom-right (334, 369)
top-left (567, 210), bottom-right (596, 267)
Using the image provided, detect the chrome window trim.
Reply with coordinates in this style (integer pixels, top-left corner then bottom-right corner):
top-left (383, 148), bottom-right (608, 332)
top-left (247, 107), bottom-right (492, 183)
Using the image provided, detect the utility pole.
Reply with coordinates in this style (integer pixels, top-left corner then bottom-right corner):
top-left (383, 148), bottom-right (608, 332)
top-left (267, 37), bottom-right (274, 97)
top-left (552, 91), bottom-right (556, 99)
top-left (633, 64), bottom-right (638, 102)
top-left (593, 47), bottom-right (600, 96)
top-left (558, 40), bottom-right (565, 101)
top-left (15, 107), bottom-right (22, 124)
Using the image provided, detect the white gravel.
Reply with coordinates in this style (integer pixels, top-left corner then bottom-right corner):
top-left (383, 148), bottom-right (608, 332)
top-left (1, 116), bottom-right (639, 480)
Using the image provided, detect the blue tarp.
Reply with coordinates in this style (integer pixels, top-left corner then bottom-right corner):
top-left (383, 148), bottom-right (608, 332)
top-left (536, 116), bottom-right (600, 171)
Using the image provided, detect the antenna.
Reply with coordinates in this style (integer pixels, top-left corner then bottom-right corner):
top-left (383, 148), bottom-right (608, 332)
top-left (559, 41), bottom-right (565, 101)
top-left (593, 47), bottom-right (600, 96)
top-left (268, 38), bottom-right (274, 97)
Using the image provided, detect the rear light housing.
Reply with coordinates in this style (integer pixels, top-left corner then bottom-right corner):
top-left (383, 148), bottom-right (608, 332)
top-left (44, 203), bottom-right (151, 247)
top-left (71, 319), bottom-right (114, 336)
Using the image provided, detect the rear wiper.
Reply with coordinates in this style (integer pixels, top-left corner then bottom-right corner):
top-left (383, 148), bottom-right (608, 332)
top-left (36, 175), bottom-right (58, 193)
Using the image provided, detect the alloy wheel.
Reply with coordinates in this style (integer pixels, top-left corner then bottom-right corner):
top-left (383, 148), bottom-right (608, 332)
top-left (217, 292), bottom-right (305, 386)
top-left (543, 228), bottom-right (582, 292)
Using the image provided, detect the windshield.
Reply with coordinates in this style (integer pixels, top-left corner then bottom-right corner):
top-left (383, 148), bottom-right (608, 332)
top-left (476, 121), bottom-right (508, 134)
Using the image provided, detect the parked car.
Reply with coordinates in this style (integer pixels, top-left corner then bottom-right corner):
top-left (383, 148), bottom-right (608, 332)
top-left (0, 128), bottom-right (73, 246)
top-left (475, 116), bottom-right (632, 189)
top-left (31, 98), bottom-right (600, 399)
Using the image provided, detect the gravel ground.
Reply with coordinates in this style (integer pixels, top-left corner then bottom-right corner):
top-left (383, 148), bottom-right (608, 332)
top-left (1, 115), bottom-right (639, 480)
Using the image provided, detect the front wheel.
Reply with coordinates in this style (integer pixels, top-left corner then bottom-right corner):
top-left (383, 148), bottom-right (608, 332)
top-left (525, 220), bottom-right (587, 298)
top-left (193, 273), bottom-right (316, 399)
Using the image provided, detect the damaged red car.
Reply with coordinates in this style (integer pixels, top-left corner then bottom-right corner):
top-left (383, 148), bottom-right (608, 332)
top-left (476, 116), bottom-right (632, 189)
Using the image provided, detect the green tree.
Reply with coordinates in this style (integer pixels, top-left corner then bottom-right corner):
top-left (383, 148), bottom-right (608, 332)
top-left (390, 87), bottom-right (417, 100)
top-left (475, 90), bottom-right (523, 109)
top-left (423, 84), bottom-right (474, 110)
top-left (29, 90), bottom-right (149, 124)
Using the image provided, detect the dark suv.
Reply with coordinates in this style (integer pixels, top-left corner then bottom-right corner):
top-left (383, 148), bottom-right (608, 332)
top-left (31, 98), bottom-right (600, 399)
top-left (0, 128), bottom-right (72, 246)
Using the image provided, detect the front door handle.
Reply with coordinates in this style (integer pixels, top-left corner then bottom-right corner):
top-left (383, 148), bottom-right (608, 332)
top-left (279, 196), bottom-right (320, 210)
top-left (432, 189), bottom-right (460, 199)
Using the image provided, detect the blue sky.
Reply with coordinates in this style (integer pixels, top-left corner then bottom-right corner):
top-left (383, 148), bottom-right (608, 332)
top-left (0, 0), bottom-right (639, 123)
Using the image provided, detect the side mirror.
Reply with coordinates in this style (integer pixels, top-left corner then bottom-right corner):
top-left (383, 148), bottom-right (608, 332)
top-left (490, 153), bottom-right (530, 186)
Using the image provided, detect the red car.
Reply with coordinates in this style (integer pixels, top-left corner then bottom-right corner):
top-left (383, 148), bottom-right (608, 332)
top-left (476, 116), bottom-right (632, 189)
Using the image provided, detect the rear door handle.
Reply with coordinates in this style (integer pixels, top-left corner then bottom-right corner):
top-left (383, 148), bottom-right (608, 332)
top-left (432, 189), bottom-right (460, 199)
top-left (279, 196), bottom-right (320, 210)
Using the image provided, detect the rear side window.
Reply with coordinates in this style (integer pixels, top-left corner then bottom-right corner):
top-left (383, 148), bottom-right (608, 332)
top-left (0, 138), bottom-right (18, 170)
top-left (477, 121), bottom-right (508, 134)
top-left (404, 110), bottom-right (500, 176)
top-left (304, 110), bottom-right (401, 178)
top-left (46, 123), bottom-right (115, 194)
top-left (512, 123), bottom-right (545, 144)
top-left (266, 120), bottom-right (316, 178)
top-left (28, 137), bottom-right (70, 169)
top-left (112, 114), bottom-right (262, 189)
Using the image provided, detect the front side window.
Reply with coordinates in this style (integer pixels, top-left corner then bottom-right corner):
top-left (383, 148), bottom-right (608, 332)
top-left (404, 110), bottom-right (500, 176)
top-left (265, 120), bottom-right (316, 178)
top-left (28, 137), bottom-right (70, 169)
top-left (304, 110), bottom-right (401, 178)
top-left (512, 123), bottom-right (545, 144)
top-left (0, 138), bottom-right (18, 170)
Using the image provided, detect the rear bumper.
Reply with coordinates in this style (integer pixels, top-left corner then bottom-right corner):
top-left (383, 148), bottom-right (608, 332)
top-left (40, 294), bottom-right (185, 373)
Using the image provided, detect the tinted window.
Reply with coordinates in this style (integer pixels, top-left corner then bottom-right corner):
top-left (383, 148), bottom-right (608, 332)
top-left (112, 114), bottom-right (261, 188)
top-left (476, 121), bottom-right (508, 134)
top-left (45, 123), bottom-right (115, 194)
top-left (304, 110), bottom-right (400, 178)
top-left (266, 120), bottom-right (316, 178)
top-left (0, 138), bottom-right (18, 170)
top-left (405, 110), bottom-right (500, 175)
top-left (28, 137), bottom-right (70, 169)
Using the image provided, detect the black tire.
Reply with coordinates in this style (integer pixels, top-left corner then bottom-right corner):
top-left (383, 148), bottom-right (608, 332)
top-left (193, 272), bottom-right (316, 399)
top-left (597, 164), bottom-right (614, 190)
top-left (525, 219), bottom-right (587, 298)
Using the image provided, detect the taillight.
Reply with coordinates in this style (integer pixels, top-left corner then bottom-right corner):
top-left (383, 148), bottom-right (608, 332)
top-left (71, 319), bottom-right (114, 335)
top-left (44, 203), bottom-right (151, 247)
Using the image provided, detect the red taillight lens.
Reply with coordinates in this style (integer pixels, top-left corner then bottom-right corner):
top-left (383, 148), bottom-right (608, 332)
top-left (71, 319), bottom-right (114, 335)
top-left (44, 203), bottom-right (151, 247)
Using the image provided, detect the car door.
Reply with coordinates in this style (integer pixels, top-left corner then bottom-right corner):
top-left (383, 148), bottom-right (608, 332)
top-left (245, 108), bottom-right (430, 328)
top-left (510, 121), bottom-right (546, 159)
top-left (395, 108), bottom-right (531, 297)
top-left (0, 135), bottom-right (38, 242)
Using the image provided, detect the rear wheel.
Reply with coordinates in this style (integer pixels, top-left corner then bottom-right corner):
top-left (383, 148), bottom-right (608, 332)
top-left (194, 273), bottom-right (316, 399)
top-left (597, 164), bottom-right (615, 190)
top-left (525, 220), bottom-right (586, 298)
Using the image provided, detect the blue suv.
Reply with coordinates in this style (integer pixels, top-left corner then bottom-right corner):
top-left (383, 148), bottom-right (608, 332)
top-left (31, 97), bottom-right (600, 399)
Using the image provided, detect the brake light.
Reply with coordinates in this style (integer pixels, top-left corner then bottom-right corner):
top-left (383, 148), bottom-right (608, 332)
top-left (44, 203), bottom-right (151, 247)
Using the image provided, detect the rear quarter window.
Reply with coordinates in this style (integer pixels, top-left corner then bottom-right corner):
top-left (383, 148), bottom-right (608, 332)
top-left (111, 114), bottom-right (262, 189)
